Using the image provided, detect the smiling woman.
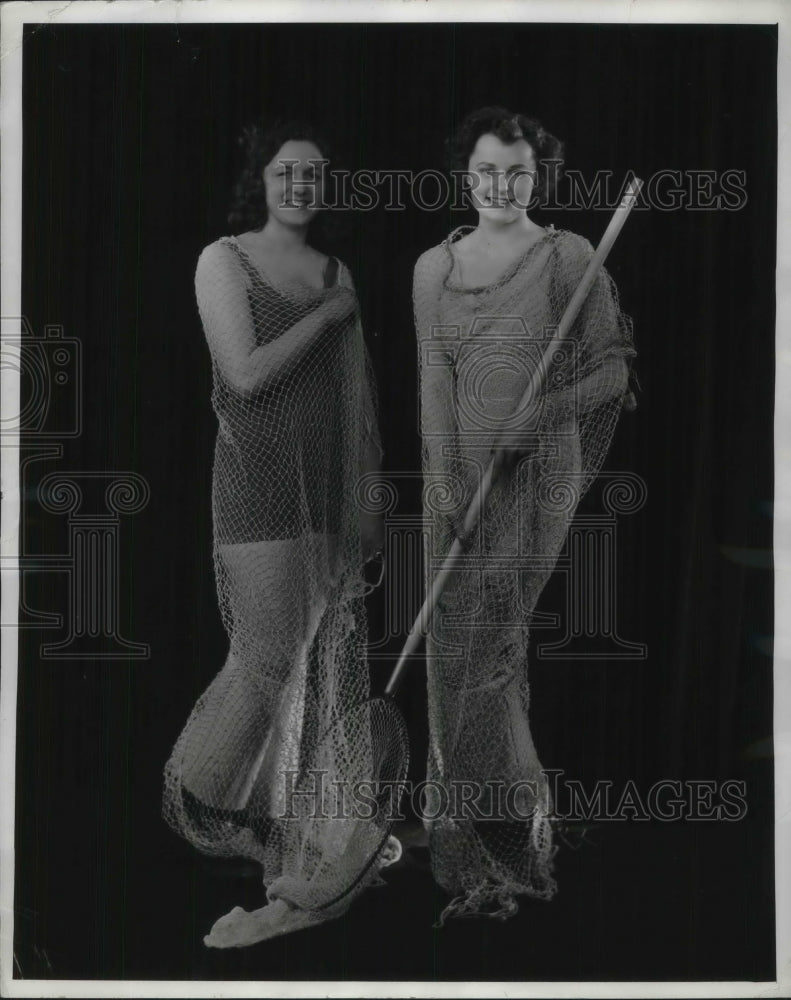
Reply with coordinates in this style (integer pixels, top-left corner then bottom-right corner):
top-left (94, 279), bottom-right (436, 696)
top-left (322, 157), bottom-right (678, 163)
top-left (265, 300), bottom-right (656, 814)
top-left (162, 118), bottom-right (404, 947)
top-left (452, 108), bottom-right (564, 212)
top-left (414, 106), bottom-right (637, 924)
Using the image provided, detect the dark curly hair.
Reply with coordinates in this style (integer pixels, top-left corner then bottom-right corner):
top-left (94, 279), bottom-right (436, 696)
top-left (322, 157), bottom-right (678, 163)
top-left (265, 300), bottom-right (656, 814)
top-left (227, 117), bottom-right (334, 233)
top-left (449, 106), bottom-right (564, 205)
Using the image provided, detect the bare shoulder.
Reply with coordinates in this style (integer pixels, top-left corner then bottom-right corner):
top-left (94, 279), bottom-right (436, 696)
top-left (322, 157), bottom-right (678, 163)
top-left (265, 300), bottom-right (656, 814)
top-left (194, 238), bottom-right (244, 287)
top-left (197, 236), bottom-right (239, 267)
top-left (304, 244), bottom-right (341, 287)
top-left (334, 257), bottom-right (356, 291)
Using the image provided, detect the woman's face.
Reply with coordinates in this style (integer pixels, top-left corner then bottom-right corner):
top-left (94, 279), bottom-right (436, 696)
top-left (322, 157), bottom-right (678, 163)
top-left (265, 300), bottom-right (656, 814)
top-left (263, 139), bottom-right (326, 227)
top-left (466, 133), bottom-right (537, 223)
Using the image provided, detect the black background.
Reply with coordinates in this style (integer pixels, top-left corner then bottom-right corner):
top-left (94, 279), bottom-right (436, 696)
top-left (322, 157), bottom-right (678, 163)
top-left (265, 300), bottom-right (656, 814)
top-left (16, 21), bottom-right (775, 983)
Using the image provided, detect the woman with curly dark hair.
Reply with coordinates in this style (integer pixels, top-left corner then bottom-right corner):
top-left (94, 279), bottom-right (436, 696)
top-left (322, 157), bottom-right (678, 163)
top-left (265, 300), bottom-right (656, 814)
top-left (414, 107), bottom-right (636, 923)
top-left (163, 119), bottom-right (402, 947)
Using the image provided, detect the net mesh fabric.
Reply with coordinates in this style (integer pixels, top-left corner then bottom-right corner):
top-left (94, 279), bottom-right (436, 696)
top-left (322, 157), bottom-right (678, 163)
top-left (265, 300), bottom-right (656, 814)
top-left (414, 226), bottom-right (635, 924)
top-left (163, 236), bottom-right (407, 917)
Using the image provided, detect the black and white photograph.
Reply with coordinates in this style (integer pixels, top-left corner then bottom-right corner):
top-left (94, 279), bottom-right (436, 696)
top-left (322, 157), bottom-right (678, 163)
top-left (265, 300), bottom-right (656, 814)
top-left (1, 1), bottom-right (788, 996)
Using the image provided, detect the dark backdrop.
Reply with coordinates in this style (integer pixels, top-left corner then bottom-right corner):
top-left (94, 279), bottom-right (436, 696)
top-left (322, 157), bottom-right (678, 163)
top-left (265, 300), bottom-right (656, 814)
top-left (16, 21), bottom-right (775, 983)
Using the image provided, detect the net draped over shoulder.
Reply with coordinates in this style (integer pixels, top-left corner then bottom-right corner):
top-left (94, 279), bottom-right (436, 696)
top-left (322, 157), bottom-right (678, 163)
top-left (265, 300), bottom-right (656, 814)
top-left (163, 236), bottom-right (399, 915)
top-left (414, 226), bottom-right (635, 923)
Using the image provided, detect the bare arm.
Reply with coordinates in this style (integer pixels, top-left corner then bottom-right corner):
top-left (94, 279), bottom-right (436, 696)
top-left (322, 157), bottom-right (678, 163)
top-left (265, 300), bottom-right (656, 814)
top-left (196, 242), bottom-right (355, 395)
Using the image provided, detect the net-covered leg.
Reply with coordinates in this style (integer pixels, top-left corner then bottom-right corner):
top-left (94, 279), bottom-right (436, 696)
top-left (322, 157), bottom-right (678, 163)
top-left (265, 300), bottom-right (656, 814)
top-left (425, 441), bottom-right (580, 924)
top-left (165, 537), bottom-right (325, 857)
top-left (164, 234), bottom-right (409, 943)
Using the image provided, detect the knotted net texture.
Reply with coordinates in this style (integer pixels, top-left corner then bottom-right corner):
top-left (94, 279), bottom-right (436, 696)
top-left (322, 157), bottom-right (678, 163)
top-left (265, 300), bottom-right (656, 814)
top-left (163, 236), bottom-right (407, 916)
top-left (414, 226), bottom-right (635, 923)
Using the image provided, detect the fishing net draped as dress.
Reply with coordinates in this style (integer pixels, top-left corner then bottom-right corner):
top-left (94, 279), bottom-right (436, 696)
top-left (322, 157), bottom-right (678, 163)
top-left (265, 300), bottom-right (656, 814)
top-left (163, 236), bottom-right (406, 916)
top-left (414, 226), bottom-right (635, 923)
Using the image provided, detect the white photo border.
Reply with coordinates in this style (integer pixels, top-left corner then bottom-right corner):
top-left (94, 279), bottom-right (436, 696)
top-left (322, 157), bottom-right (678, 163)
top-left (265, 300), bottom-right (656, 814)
top-left (1, 1), bottom-right (787, 997)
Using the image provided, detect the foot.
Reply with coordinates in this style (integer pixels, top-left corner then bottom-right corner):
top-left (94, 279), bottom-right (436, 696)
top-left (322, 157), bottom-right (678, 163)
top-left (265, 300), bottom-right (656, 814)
top-left (378, 833), bottom-right (403, 867)
top-left (203, 835), bottom-right (402, 948)
top-left (203, 898), bottom-right (347, 949)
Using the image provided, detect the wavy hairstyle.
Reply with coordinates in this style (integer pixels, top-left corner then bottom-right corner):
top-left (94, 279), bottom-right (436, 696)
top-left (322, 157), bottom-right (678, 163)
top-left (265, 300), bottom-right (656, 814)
top-left (448, 106), bottom-right (565, 205)
top-left (227, 118), bottom-right (336, 234)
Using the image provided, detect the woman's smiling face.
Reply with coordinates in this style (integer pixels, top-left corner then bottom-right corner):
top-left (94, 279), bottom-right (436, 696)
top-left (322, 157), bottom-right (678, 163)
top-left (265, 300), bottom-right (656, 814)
top-left (466, 133), bottom-right (537, 223)
top-left (263, 139), bottom-right (326, 227)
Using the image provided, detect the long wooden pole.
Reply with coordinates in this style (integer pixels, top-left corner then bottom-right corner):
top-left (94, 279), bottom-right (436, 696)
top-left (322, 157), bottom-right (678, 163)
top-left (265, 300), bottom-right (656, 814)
top-left (385, 178), bottom-right (643, 698)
